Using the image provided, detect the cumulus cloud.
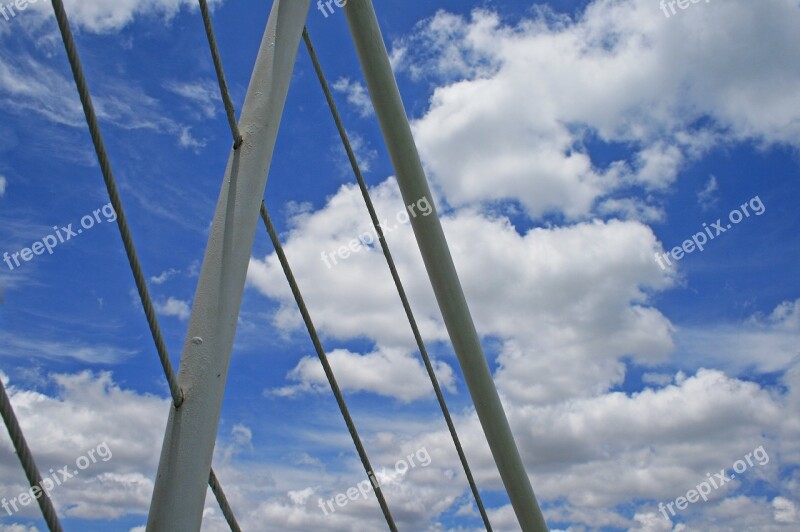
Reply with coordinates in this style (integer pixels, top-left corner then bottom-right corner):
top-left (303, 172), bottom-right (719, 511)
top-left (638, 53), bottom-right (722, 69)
top-left (22, 0), bottom-right (222, 33)
top-left (239, 2), bottom-right (800, 525)
top-left (332, 77), bottom-right (374, 118)
top-left (0, 372), bottom-right (284, 529)
top-left (3, 364), bottom-right (798, 530)
top-left (773, 496), bottom-right (799, 523)
top-left (154, 297), bottom-right (191, 320)
top-left (247, 179), bottom-right (449, 350)
top-left (2, 1), bottom-right (798, 530)
top-left (0, 372), bottom-right (167, 521)
top-left (249, 177), bottom-right (675, 404)
top-left (270, 346), bottom-right (456, 403)
top-left (395, 0), bottom-right (800, 219)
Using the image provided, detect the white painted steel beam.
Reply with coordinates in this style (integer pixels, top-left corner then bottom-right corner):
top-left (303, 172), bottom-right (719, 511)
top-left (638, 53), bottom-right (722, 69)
top-left (343, 1), bottom-right (549, 530)
top-left (146, 1), bottom-right (311, 529)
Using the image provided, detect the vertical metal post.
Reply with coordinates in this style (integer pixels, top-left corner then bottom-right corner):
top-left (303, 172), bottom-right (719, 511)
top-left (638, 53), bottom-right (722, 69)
top-left (146, 1), bottom-right (311, 530)
top-left (343, 1), bottom-right (548, 530)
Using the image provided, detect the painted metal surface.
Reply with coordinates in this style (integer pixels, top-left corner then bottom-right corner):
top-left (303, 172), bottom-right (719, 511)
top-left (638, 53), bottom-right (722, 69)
top-left (343, 1), bottom-right (549, 530)
top-left (146, 1), bottom-right (311, 530)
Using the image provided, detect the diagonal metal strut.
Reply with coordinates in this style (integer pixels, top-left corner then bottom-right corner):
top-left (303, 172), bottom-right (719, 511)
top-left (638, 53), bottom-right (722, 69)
top-left (343, 1), bottom-right (549, 530)
top-left (147, 1), bottom-right (312, 530)
top-left (49, 0), bottom-right (241, 529)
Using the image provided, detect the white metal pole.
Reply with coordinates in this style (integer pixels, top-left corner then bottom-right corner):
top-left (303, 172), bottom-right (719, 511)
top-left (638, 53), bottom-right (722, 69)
top-left (343, 1), bottom-right (548, 530)
top-left (146, 1), bottom-right (311, 530)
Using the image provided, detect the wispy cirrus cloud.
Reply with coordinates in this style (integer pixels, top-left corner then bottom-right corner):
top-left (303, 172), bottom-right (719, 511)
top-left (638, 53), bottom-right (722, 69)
top-left (15, 0), bottom-right (224, 33)
top-left (0, 332), bottom-right (136, 364)
top-left (164, 79), bottom-right (222, 119)
top-left (0, 53), bottom-right (205, 149)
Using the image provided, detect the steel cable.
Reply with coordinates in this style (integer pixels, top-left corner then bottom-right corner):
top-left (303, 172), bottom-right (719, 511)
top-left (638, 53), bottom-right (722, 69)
top-left (49, 2), bottom-right (242, 529)
top-left (302, 27), bottom-right (493, 531)
top-left (260, 202), bottom-right (398, 532)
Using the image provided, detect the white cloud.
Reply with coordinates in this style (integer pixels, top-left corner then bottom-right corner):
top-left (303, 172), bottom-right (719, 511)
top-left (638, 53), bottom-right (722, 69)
top-left (395, 0), bottom-right (800, 219)
top-left (345, 132), bottom-right (377, 173)
top-left (1, 355), bottom-right (797, 530)
top-left (669, 495), bottom-right (798, 531)
top-left (0, 175), bottom-right (6, 197)
top-left (0, 525), bottom-right (39, 532)
top-left (0, 53), bottom-right (205, 149)
top-left (231, 424), bottom-right (253, 448)
top-left (247, 179), bottom-right (449, 350)
top-left (287, 487), bottom-right (315, 506)
top-left (437, 365), bottom-right (797, 530)
top-left (332, 77), bottom-right (374, 118)
top-left (250, 176), bottom-right (675, 404)
top-left (676, 299), bottom-right (800, 374)
top-left (773, 496), bottom-right (799, 523)
top-left (698, 175), bottom-right (720, 210)
top-left (270, 346), bottom-right (456, 403)
top-left (21, 0), bottom-right (223, 33)
top-left (629, 511), bottom-right (685, 531)
top-left (0, 372), bottom-right (167, 521)
top-left (0, 332), bottom-right (136, 364)
top-left (642, 372), bottom-right (674, 387)
top-left (149, 268), bottom-right (180, 285)
top-left (597, 197), bottom-right (666, 223)
top-left (164, 79), bottom-right (220, 119)
top-left (1, 372), bottom-right (285, 529)
top-left (1, 2), bottom-right (798, 530)
top-left (154, 297), bottom-right (191, 320)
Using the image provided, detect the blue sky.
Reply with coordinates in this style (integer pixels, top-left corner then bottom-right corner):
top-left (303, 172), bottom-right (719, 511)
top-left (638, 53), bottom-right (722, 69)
top-left (1, 0), bottom-right (799, 530)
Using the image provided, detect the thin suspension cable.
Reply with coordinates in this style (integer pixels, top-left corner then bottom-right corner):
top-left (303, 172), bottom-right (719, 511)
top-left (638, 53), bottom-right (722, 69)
top-left (259, 203), bottom-right (398, 532)
top-left (209, 468), bottom-right (242, 532)
top-left (49, 2), bottom-right (242, 530)
top-left (49, 0), bottom-right (182, 410)
top-left (302, 28), bottom-right (494, 531)
top-left (0, 379), bottom-right (63, 532)
top-left (197, 0), bottom-right (243, 149)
